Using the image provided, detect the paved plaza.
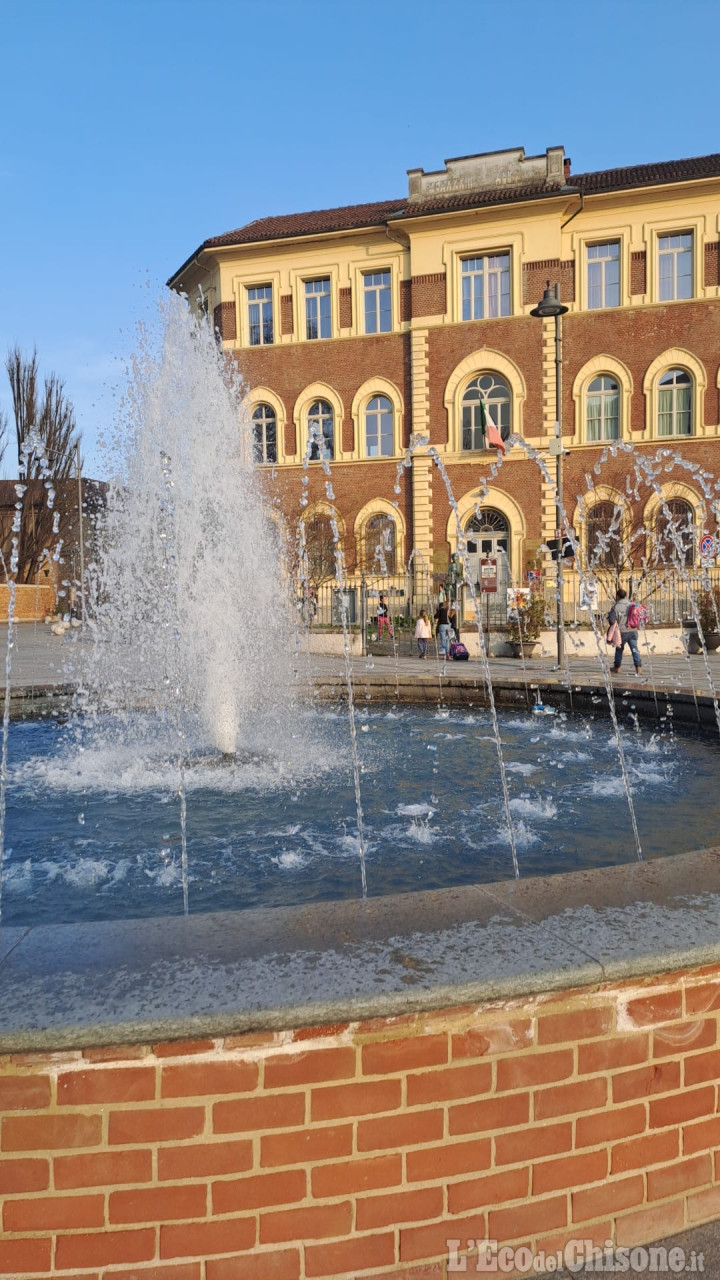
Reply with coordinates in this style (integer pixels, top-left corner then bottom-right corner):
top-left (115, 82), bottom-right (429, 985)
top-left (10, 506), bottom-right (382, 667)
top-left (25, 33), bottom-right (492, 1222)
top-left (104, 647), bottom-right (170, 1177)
top-left (10, 620), bottom-right (720, 701)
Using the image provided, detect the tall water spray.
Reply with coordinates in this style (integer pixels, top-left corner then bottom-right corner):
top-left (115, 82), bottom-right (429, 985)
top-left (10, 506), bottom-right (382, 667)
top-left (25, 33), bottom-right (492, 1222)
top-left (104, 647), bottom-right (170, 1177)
top-left (86, 295), bottom-right (297, 756)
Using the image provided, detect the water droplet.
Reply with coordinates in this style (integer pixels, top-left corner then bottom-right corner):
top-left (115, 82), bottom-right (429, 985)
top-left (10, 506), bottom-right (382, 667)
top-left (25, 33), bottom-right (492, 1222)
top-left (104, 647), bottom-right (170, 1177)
top-left (78, 812), bottom-right (85, 825)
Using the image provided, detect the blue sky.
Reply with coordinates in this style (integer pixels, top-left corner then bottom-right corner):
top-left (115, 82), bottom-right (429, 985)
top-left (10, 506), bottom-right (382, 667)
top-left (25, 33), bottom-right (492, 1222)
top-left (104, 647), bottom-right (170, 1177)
top-left (1, 0), bottom-right (719, 478)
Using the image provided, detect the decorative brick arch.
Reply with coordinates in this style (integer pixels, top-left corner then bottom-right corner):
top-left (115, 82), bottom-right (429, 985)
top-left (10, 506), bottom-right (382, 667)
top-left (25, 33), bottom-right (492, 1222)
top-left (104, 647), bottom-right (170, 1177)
top-left (300, 499), bottom-right (346, 542)
top-left (354, 497), bottom-right (406, 570)
top-left (293, 383), bottom-right (345, 462)
top-left (643, 482), bottom-right (706, 564)
top-left (572, 484), bottom-right (633, 565)
top-left (571, 355), bottom-right (633, 444)
top-left (642, 349), bottom-right (707, 438)
top-left (446, 487), bottom-right (526, 584)
top-left (349, 378), bottom-right (404, 460)
top-left (247, 386), bottom-right (288, 463)
top-left (443, 349), bottom-right (526, 454)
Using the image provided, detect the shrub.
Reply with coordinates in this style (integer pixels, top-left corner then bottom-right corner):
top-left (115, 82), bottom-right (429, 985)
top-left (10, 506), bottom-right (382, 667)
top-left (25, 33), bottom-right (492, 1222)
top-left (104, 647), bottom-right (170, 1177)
top-left (508, 590), bottom-right (547, 641)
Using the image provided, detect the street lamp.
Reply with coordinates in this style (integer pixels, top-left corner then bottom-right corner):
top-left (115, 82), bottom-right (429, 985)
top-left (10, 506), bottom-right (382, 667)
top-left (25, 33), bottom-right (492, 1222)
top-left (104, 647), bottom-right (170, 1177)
top-left (531, 282), bottom-right (569, 667)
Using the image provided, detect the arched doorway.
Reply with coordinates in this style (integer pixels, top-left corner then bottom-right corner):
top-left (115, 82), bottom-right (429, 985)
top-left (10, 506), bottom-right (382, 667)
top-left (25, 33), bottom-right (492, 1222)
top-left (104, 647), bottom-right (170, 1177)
top-left (465, 509), bottom-right (511, 618)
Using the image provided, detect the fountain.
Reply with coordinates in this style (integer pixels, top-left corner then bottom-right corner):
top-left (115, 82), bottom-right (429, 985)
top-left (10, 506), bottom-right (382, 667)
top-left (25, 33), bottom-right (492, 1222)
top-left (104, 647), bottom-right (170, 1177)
top-left (3, 295), bottom-right (720, 1277)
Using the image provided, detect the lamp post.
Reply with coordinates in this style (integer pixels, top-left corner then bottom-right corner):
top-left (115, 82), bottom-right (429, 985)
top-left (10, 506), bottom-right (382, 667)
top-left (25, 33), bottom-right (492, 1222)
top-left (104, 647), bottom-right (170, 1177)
top-left (531, 282), bottom-right (569, 667)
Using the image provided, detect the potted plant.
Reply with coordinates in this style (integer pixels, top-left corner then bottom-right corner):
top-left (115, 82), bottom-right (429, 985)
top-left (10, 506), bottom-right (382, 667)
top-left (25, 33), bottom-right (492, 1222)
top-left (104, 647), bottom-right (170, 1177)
top-left (686, 586), bottom-right (720, 654)
top-left (507, 589), bottom-right (546, 658)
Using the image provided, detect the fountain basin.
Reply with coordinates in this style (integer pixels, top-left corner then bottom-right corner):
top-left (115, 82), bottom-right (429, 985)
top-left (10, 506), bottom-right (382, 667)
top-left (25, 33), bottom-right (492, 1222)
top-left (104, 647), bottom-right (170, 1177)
top-left (5, 702), bottom-right (720, 926)
top-left (1, 849), bottom-right (720, 1276)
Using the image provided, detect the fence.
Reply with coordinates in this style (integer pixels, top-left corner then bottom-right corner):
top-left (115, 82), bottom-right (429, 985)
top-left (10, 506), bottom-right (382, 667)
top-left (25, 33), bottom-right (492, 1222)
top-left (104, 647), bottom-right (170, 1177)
top-left (556, 567), bottom-right (720, 626)
top-left (298, 565), bottom-right (720, 638)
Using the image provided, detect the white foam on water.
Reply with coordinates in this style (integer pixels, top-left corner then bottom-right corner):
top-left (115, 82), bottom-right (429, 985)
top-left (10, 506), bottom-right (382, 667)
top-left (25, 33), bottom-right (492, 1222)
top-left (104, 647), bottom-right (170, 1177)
top-left (407, 818), bottom-right (436, 844)
top-left (509, 795), bottom-right (558, 820)
top-left (505, 762), bottom-right (537, 776)
top-left (271, 851), bottom-right (307, 870)
top-left (588, 776), bottom-right (629, 797)
top-left (496, 819), bottom-right (539, 848)
top-left (397, 803), bottom-right (434, 817)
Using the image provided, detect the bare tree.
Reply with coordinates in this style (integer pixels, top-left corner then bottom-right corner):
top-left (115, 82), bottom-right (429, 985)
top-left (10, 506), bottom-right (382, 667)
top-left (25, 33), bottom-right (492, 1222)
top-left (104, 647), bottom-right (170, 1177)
top-left (4, 347), bottom-right (81, 584)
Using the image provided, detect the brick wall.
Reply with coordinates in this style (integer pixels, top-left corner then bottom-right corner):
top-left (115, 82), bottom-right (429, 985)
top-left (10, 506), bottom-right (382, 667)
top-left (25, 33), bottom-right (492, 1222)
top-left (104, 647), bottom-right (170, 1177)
top-left (0, 585), bottom-right (56, 622)
top-left (631, 251), bottom-right (647, 296)
top-left (213, 303), bottom-right (237, 343)
top-left (411, 273), bottom-right (446, 318)
top-left (281, 295), bottom-right (294, 336)
top-left (704, 242), bottom-right (720, 290)
top-left (339, 289), bottom-right (352, 330)
top-left (522, 260), bottom-right (575, 306)
top-left (4, 963), bottom-right (720, 1278)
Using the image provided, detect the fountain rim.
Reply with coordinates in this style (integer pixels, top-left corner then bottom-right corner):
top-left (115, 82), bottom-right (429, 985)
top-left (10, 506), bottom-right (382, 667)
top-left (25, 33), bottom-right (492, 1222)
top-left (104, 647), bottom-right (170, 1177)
top-left (1, 843), bottom-right (719, 1054)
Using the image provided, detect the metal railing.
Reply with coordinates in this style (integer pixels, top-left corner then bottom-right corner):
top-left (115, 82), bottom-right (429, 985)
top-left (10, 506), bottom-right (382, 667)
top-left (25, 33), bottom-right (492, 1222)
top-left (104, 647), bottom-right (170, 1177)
top-left (295, 566), bottom-right (720, 636)
top-left (552, 568), bottom-right (720, 626)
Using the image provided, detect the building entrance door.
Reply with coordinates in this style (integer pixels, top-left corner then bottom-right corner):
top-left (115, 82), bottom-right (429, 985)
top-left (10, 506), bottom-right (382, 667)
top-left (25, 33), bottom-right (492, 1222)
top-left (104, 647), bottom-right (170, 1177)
top-left (465, 510), bottom-right (511, 625)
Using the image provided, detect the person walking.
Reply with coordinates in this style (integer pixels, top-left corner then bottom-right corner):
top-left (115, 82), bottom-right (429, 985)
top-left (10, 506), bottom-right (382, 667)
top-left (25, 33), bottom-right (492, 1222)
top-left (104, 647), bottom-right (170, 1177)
top-left (377, 593), bottom-right (393, 639)
top-left (414, 609), bottom-right (432, 659)
top-left (608, 588), bottom-right (643, 677)
top-left (434, 599), bottom-right (452, 659)
top-left (448, 602), bottom-right (460, 642)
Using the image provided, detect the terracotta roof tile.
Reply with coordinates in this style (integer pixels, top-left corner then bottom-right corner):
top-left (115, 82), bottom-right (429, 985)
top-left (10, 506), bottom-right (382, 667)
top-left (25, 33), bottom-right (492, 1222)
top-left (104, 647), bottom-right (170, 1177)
top-left (204, 197), bottom-right (407, 247)
top-left (574, 153), bottom-right (720, 194)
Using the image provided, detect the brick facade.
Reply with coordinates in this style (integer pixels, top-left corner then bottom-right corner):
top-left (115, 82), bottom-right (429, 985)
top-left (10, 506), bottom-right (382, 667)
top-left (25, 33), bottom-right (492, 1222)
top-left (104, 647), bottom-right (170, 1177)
top-left (4, 963), bottom-right (720, 1277)
top-left (704, 241), bottom-right (720, 289)
top-left (631, 251), bottom-right (647, 296)
top-left (411, 273), bottom-right (446, 317)
top-left (177, 148), bottom-right (720, 583)
top-left (280, 294), bottom-right (294, 336)
top-left (213, 302), bottom-right (236, 343)
top-left (338, 287), bottom-right (352, 330)
top-left (522, 259), bottom-right (575, 307)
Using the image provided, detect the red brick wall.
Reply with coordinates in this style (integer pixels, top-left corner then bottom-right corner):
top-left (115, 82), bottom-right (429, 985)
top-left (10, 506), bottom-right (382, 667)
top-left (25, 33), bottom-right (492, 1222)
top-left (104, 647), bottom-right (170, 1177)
top-left (704, 243), bottom-right (720, 289)
top-left (339, 289), bottom-right (352, 330)
top-left (4, 964), bottom-right (720, 1278)
top-left (411, 273), bottom-right (446, 317)
top-left (563, 303), bottom-right (720, 435)
top-left (631, 252), bottom-right (647, 296)
top-left (522, 260), bottom-right (575, 306)
top-left (213, 303), bottom-right (236, 343)
top-left (281, 295), bottom-right (294, 336)
top-left (426, 318), bottom-right (544, 447)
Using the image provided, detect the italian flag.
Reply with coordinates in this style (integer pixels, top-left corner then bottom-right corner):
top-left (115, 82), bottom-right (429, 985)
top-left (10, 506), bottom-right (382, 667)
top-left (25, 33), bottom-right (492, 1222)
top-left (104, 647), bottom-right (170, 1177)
top-left (480, 399), bottom-right (506, 454)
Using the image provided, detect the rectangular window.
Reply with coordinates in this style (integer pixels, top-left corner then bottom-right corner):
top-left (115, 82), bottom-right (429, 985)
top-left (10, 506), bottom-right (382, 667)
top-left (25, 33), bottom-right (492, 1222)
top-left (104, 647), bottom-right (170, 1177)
top-left (305, 278), bottom-right (331, 340)
top-left (364, 270), bottom-right (392, 333)
top-left (587, 242), bottom-right (620, 309)
top-left (461, 253), bottom-right (510, 321)
top-left (658, 233), bottom-right (693, 301)
top-left (247, 285), bottom-right (274, 345)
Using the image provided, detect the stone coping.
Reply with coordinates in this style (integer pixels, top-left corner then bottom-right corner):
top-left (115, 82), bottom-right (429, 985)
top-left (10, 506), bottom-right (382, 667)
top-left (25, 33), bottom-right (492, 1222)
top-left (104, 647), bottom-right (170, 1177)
top-left (1, 847), bottom-right (719, 1054)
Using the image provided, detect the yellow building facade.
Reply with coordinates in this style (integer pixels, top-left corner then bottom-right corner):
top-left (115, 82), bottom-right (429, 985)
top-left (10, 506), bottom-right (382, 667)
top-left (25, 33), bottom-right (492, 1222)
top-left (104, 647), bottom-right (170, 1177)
top-left (169, 146), bottom-right (720, 602)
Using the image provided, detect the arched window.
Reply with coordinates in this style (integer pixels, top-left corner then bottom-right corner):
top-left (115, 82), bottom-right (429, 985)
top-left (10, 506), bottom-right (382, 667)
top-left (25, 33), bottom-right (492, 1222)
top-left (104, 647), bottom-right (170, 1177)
top-left (658, 369), bottom-right (693, 437)
top-left (303, 514), bottom-right (336, 584)
top-left (461, 375), bottom-right (511, 451)
top-left (654, 498), bottom-right (695, 567)
top-left (307, 400), bottom-right (334, 461)
top-left (586, 501), bottom-right (624, 569)
top-left (586, 376), bottom-right (619, 442)
top-left (364, 513), bottom-right (396, 573)
top-left (252, 404), bottom-right (277, 463)
top-left (365, 396), bottom-right (394, 457)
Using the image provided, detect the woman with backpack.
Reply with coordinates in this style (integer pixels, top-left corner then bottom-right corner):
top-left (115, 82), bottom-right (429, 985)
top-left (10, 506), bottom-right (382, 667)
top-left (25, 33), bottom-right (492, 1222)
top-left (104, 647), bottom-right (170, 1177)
top-left (608, 588), bottom-right (643, 678)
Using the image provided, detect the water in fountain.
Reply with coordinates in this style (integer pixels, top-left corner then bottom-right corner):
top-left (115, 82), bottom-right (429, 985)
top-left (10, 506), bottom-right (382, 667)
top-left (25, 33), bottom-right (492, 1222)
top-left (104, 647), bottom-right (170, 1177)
top-left (6, 300), bottom-right (720, 926)
top-left (84, 295), bottom-right (299, 756)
